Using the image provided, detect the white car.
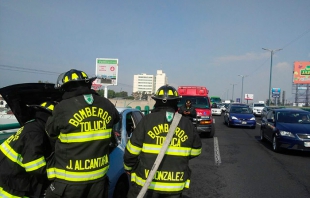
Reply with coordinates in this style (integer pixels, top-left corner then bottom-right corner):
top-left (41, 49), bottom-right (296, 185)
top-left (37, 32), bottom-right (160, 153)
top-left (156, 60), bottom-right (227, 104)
top-left (211, 105), bottom-right (222, 116)
top-left (250, 103), bottom-right (266, 117)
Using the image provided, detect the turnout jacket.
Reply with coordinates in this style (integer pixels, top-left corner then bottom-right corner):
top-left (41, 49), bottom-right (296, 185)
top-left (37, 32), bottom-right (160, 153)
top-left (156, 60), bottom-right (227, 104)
top-left (124, 107), bottom-right (202, 194)
top-left (0, 111), bottom-right (53, 198)
top-left (45, 87), bottom-right (120, 184)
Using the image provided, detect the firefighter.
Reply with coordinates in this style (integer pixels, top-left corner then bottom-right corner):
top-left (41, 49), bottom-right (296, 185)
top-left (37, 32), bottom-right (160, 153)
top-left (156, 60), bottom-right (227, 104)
top-left (178, 99), bottom-right (196, 120)
top-left (124, 85), bottom-right (202, 198)
top-left (0, 101), bottom-right (56, 198)
top-left (45, 69), bottom-right (120, 198)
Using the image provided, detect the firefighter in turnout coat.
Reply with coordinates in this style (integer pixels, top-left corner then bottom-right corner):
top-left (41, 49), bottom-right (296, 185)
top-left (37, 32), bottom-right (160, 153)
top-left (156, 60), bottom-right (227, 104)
top-left (124, 85), bottom-right (202, 198)
top-left (0, 101), bottom-right (56, 198)
top-left (45, 69), bottom-right (120, 198)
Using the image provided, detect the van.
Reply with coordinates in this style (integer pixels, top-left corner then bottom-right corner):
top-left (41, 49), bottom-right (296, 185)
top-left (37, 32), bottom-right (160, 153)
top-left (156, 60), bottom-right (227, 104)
top-left (177, 86), bottom-right (215, 138)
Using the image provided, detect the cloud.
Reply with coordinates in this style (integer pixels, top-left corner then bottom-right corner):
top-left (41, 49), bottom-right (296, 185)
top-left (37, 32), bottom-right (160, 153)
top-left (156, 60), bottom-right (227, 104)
top-left (275, 62), bottom-right (291, 70)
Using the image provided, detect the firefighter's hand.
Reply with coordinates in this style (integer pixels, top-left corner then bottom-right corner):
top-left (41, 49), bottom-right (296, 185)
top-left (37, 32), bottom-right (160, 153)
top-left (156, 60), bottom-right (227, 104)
top-left (126, 171), bottom-right (131, 175)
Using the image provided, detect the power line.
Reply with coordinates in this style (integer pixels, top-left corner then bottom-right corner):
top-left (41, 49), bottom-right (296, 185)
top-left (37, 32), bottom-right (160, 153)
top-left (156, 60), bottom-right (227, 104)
top-left (0, 65), bottom-right (60, 75)
top-left (1, 64), bottom-right (134, 88)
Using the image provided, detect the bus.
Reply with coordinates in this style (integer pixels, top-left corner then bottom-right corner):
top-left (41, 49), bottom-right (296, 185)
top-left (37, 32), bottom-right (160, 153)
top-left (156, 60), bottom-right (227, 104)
top-left (210, 96), bottom-right (222, 105)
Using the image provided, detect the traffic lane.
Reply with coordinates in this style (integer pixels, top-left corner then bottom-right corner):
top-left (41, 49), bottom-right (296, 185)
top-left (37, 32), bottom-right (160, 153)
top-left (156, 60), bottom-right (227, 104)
top-left (182, 115), bottom-right (310, 198)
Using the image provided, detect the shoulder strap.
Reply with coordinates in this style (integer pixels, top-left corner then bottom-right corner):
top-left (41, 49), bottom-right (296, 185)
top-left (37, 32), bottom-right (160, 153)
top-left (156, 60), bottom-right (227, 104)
top-left (137, 113), bottom-right (182, 198)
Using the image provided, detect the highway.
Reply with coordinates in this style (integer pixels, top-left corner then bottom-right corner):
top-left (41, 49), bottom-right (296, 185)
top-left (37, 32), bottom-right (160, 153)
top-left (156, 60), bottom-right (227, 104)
top-left (182, 114), bottom-right (310, 198)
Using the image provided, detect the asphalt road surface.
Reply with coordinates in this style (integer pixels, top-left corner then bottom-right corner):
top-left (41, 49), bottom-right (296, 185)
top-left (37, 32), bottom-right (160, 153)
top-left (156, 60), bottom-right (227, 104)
top-left (182, 114), bottom-right (310, 198)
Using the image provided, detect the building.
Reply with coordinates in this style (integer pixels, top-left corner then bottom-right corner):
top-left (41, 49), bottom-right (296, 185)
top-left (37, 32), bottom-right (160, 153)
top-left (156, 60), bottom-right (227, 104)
top-left (133, 70), bottom-right (168, 95)
top-left (133, 73), bottom-right (155, 94)
top-left (155, 70), bottom-right (168, 91)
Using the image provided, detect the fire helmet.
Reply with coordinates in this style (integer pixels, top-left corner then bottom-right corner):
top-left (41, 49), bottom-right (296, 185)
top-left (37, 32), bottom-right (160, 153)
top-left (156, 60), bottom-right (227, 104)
top-left (29, 101), bottom-right (56, 114)
top-left (56, 69), bottom-right (96, 90)
top-left (151, 85), bottom-right (181, 101)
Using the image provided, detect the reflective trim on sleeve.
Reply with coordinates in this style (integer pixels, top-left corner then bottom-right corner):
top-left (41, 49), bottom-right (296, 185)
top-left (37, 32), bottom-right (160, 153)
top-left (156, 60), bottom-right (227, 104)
top-left (0, 186), bottom-right (25, 198)
top-left (131, 173), bottom-right (190, 192)
top-left (126, 140), bottom-right (142, 155)
top-left (142, 143), bottom-right (191, 156)
top-left (23, 156), bottom-right (46, 172)
top-left (58, 129), bottom-right (112, 143)
top-left (46, 165), bottom-right (109, 182)
top-left (0, 142), bottom-right (23, 167)
top-left (123, 163), bottom-right (132, 171)
top-left (190, 147), bottom-right (202, 157)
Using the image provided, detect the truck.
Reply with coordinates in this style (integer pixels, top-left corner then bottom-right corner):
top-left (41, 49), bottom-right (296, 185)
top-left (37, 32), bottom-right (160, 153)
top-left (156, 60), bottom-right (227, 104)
top-left (177, 86), bottom-right (215, 138)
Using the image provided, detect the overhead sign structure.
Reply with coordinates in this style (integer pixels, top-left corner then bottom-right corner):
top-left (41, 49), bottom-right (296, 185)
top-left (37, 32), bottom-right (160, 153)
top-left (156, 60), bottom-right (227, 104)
top-left (244, 94), bottom-right (253, 100)
top-left (272, 88), bottom-right (281, 98)
top-left (293, 61), bottom-right (310, 84)
top-left (95, 58), bottom-right (118, 86)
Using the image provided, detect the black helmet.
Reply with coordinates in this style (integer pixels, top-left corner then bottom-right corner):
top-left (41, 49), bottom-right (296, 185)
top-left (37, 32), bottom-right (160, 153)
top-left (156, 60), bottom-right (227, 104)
top-left (29, 101), bottom-right (56, 114)
top-left (151, 85), bottom-right (181, 101)
top-left (58, 69), bottom-right (96, 90)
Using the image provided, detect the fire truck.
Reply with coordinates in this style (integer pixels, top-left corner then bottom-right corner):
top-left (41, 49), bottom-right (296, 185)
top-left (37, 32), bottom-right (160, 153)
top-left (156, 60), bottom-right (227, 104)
top-left (177, 86), bottom-right (215, 138)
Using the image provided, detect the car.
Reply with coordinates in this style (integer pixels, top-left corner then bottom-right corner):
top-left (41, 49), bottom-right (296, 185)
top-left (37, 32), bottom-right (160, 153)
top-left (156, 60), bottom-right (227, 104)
top-left (260, 108), bottom-right (310, 152)
top-left (211, 103), bottom-right (222, 116)
top-left (223, 104), bottom-right (256, 129)
top-left (249, 103), bottom-right (266, 117)
top-left (0, 83), bottom-right (145, 198)
top-left (260, 106), bottom-right (285, 119)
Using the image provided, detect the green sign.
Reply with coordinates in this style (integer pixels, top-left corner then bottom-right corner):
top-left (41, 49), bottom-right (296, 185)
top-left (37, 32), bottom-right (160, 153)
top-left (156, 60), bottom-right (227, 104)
top-left (97, 60), bottom-right (117, 64)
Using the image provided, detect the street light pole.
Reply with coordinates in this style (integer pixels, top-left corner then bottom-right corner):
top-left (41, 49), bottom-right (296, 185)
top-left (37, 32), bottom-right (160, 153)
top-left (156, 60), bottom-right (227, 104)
top-left (230, 83), bottom-right (237, 102)
top-left (262, 48), bottom-right (282, 106)
top-left (238, 75), bottom-right (247, 104)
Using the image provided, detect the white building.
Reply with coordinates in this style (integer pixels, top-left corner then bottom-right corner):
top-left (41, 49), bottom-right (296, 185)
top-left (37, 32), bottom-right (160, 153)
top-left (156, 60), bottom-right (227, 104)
top-left (133, 73), bottom-right (155, 94)
top-left (133, 70), bottom-right (168, 94)
top-left (155, 70), bottom-right (168, 91)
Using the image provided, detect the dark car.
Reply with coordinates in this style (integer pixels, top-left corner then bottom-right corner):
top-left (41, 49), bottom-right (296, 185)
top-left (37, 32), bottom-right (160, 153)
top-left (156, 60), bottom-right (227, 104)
top-left (0, 83), bottom-right (145, 198)
top-left (260, 106), bottom-right (285, 119)
top-left (260, 108), bottom-right (310, 152)
top-left (223, 104), bottom-right (256, 129)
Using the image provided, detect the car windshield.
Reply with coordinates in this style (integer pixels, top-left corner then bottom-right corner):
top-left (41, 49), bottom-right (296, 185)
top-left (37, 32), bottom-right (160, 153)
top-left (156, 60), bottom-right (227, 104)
top-left (254, 104), bottom-right (265, 107)
top-left (179, 96), bottom-right (210, 109)
top-left (276, 112), bottom-right (310, 123)
top-left (230, 106), bottom-right (251, 114)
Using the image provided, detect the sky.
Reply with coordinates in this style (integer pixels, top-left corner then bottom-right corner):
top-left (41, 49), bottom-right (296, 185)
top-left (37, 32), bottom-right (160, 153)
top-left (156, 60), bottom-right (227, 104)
top-left (1, 0), bottom-right (309, 103)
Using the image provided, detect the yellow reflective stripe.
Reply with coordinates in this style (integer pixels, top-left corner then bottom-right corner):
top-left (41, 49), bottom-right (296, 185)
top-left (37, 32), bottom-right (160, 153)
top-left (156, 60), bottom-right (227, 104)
top-left (0, 142), bottom-right (23, 167)
top-left (142, 143), bottom-right (191, 156)
top-left (124, 163), bottom-right (132, 171)
top-left (0, 186), bottom-right (24, 198)
top-left (131, 173), bottom-right (190, 192)
top-left (58, 129), bottom-right (112, 143)
top-left (47, 166), bottom-right (109, 182)
top-left (190, 148), bottom-right (202, 157)
top-left (126, 140), bottom-right (142, 155)
top-left (23, 156), bottom-right (46, 172)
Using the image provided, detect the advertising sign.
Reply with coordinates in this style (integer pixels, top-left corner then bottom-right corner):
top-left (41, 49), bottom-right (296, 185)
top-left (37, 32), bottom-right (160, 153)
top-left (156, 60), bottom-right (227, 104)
top-left (95, 58), bottom-right (118, 85)
top-left (293, 61), bottom-right (310, 84)
top-left (244, 94), bottom-right (253, 100)
top-left (272, 88), bottom-right (281, 98)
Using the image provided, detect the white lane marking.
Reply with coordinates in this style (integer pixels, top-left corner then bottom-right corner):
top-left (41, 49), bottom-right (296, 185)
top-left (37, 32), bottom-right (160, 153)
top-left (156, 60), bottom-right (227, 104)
top-left (214, 137), bottom-right (221, 166)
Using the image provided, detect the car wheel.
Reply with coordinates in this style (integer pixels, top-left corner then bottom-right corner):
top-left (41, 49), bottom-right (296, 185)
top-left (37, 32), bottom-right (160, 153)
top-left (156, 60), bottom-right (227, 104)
top-left (272, 135), bottom-right (281, 152)
top-left (227, 121), bottom-right (231, 127)
top-left (260, 129), bottom-right (265, 141)
top-left (113, 176), bottom-right (129, 198)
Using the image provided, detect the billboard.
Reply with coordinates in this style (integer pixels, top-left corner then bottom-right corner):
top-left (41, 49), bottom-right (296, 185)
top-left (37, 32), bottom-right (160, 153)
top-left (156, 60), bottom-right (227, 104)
top-left (272, 88), bottom-right (281, 98)
top-left (244, 94), bottom-right (253, 100)
top-left (293, 61), bottom-right (310, 84)
top-left (95, 58), bottom-right (118, 86)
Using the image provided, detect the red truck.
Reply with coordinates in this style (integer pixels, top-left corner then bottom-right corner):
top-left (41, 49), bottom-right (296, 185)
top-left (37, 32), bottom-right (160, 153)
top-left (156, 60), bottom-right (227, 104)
top-left (177, 86), bottom-right (215, 138)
